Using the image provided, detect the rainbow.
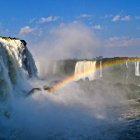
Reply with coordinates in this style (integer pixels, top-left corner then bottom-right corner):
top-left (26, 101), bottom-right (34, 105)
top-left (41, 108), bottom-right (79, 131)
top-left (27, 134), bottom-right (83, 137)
top-left (47, 57), bottom-right (140, 93)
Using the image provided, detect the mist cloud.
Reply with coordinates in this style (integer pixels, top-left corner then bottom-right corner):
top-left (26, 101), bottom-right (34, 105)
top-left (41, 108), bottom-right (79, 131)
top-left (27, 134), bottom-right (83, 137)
top-left (33, 23), bottom-right (101, 60)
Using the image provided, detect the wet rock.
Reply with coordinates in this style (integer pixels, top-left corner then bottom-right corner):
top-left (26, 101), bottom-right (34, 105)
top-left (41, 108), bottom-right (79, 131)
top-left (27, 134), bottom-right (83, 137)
top-left (4, 111), bottom-right (11, 119)
top-left (43, 85), bottom-right (53, 92)
top-left (26, 88), bottom-right (41, 96)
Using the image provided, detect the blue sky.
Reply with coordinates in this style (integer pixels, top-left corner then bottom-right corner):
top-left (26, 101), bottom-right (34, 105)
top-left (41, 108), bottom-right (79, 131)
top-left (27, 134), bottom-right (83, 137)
top-left (0, 0), bottom-right (140, 56)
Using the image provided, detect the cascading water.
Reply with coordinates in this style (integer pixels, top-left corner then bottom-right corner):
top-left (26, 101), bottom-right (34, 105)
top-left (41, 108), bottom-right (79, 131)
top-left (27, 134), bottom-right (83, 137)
top-left (53, 61), bottom-right (58, 74)
top-left (74, 61), bottom-right (96, 80)
top-left (0, 37), bottom-right (37, 99)
top-left (135, 61), bottom-right (140, 76)
top-left (99, 60), bottom-right (103, 77)
top-left (126, 62), bottom-right (128, 68)
top-left (0, 56), bottom-right (12, 100)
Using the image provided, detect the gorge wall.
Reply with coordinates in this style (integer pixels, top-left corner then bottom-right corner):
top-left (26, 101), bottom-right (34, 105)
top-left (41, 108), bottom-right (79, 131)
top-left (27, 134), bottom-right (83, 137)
top-left (46, 57), bottom-right (140, 85)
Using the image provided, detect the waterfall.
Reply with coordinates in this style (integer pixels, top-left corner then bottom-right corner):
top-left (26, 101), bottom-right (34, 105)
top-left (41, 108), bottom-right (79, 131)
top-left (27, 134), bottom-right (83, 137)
top-left (74, 61), bottom-right (96, 80)
top-left (52, 61), bottom-right (57, 74)
top-left (126, 62), bottom-right (128, 68)
top-left (0, 37), bottom-right (37, 99)
top-left (0, 56), bottom-right (12, 100)
top-left (99, 60), bottom-right (102, 77)
top-left (135, 61), bottom-right (140, 76)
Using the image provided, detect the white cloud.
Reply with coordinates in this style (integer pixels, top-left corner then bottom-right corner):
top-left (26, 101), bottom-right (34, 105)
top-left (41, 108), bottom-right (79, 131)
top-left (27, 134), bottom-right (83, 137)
top-left (19, 26), bottom-right (35, 34)
top-left (105, 36), bottom-right (140, 47)
top-left (121, 15), bottom-right (131, 21)
top-left (112, 15), bottom-right (131, 22)
top-left (38, 16), bottom-right (59, 23)
top-left (92, 24), bottom-right (102, 30)
top-left (112, 15), bottom-right (121, 22)
top-left (78, 14), bottom-right (93, 19)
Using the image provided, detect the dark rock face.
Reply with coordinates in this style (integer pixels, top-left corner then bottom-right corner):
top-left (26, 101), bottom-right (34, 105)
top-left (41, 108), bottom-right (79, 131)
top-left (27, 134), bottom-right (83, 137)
top-left (21, 45), bottom-right (37, 77)
top-left (26, 88), bottom-right (41, 96)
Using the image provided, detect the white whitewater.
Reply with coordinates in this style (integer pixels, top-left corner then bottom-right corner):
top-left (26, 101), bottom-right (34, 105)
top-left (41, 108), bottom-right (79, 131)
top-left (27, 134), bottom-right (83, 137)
top-left (74, 61), bottom-right (96, 80)
top-left (0, 37), bottom-right (37, 99)
top-left (0, 56), bottom-right (12, 99)
top-left (53, 61), bottom-right (58, 74)
top-left (99, 60), bottom-right (103, 77)
top-left (135, 61), bottom-right (140, 76)
top-left (126, 62), bottom-right (128, 69)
